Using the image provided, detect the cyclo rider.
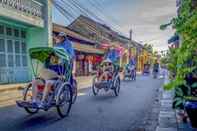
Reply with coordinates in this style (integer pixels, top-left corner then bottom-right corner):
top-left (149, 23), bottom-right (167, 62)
top-left (31, 32), bottom-right (76, 108)
top-left (128, 56), bottom-right (136, 72)
top-left (153, 60), bottom-right (160, 74)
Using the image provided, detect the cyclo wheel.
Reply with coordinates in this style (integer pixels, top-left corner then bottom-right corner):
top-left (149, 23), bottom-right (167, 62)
top-left (56, 83), bottom-right (72, 118)
top-left (72, 80), bottom-right (77, 104)
top-left (92, 77), bottom-right (99, 96)
top-left (23, 83), bottom-right (39, 114)
top-left (113, 76), bottom-right (121, 96)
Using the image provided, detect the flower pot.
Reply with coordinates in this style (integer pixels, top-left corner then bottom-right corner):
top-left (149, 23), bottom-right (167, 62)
top-left (184, 101), bottom-right (197, 128)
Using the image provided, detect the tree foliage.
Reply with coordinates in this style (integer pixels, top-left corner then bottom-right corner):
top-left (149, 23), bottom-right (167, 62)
top-left (161, 0), bottom-right (197, 90)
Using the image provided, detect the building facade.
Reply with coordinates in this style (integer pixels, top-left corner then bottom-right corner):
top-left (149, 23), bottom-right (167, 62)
top-left (68, 15), bottom-right (153, 72)
top-left (0, 0), bottom-right (52, 83)
top-left (68, 15), bottom-right (135, 68)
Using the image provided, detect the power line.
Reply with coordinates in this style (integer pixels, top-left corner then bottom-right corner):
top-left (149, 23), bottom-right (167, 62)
top-left (88, 0), bottom-right (121, 27)
top-left (52, 0), bottom-right (128, 42)
top-left (58, 0), bottom-right (126, 36)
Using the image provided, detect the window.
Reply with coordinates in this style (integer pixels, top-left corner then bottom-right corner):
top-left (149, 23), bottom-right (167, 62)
top-left (15, 55), bottom-right (21, 67)
top-left (22, 55), bottom-right (27, 66)
top-left (0, 39), bottom-right (5, 52)
top-left (7, 40), bottom-right (13, 53)
top-left (15, 41), bottom-right (20, 53)
top-left (21, 42), bottom-right (26, 53)
top-left (14, 29), bottom-right (19, 37)
top-left (8, 55), bottom-right (14, 67)
top-left (0, 25), bottom-right (4, 35)
top-left (21, 30), bottom-right (26, 38)
top-left (0, 54), bottom-right (6, 67)
top-left (6, 27), bottom-right (12, 36)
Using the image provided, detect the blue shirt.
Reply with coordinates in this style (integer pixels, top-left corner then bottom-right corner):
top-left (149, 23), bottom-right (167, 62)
top-left (129, 58), bottom-right (136, 66)
top-left (106, 49), bottom-right (119, 63)
top-left (55, 39), bottom-right (75, 60)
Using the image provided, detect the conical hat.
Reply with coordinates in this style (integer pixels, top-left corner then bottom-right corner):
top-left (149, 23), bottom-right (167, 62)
top-left (103, 58), bottom-right (112, 63)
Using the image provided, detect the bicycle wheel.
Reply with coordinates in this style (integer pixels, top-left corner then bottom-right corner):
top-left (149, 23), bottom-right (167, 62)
top-left (72, 80), bottom-right (77, 104)
top-left (114, 76), bottom-right (121, 96)
top-left (92, 77), bottom-right (99, 96)
top-left (23, 84), bottom-right (39, 114)
top-left (56, 83), bottom-right (72, 118)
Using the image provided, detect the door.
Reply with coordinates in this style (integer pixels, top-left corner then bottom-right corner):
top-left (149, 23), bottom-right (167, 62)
top-left (0, 24), bottom-right (28, 84)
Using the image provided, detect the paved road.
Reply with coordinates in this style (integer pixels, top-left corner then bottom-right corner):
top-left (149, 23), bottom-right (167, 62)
top-left (0, 75), bottom-right (163, 131)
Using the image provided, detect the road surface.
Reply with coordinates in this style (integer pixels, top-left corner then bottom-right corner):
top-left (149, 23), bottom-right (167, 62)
top-left (0, 75), bottom-right (163, 131)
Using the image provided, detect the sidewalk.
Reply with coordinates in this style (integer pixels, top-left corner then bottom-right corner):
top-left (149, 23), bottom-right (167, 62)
top-left (156, 75), bottom-right (178, 131)
top-left (0, 76), bottom-right (94, 107)
top-left (0, 76), bottom-right (93, 92)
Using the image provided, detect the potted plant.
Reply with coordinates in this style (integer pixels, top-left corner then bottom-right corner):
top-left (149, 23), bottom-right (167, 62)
top-left (172, 82), bottom-right (197, 128)
top-left (184, 82), bottom-right (197, 128)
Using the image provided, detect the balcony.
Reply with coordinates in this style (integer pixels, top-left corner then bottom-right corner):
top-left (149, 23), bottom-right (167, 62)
top-left (0, 0), bottom-right (44, 27)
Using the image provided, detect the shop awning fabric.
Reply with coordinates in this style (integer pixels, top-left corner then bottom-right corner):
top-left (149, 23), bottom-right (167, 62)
top-left (73, 42), bottom-right (104, 55)
top-left (168, 35), bottom-right (179, 44)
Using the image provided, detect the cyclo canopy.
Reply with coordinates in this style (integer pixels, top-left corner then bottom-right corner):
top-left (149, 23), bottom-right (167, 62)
top-left (29, 47), bottom-right (72, 80)
top-left (29, 47), bottom-right (71, 62)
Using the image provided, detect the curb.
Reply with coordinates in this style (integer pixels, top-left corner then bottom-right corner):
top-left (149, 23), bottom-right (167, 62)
top-left (0, 84), bottom-right (27, 93)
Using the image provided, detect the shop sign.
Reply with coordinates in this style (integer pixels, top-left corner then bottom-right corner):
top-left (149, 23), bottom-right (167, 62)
top-left (0, 0), bottom-right (43, 17)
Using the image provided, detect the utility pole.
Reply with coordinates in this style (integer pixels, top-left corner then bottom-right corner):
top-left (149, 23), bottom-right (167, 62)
top-left (130, 29), bottom-right (138, 70)
top-left (127, 29), bottom-right (133, 64)
top-left (130, 29), bottom-right (132, 41)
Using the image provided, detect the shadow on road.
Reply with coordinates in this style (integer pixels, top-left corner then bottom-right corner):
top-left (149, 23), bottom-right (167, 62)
top-left (0, 76), bottom-right (165, 131)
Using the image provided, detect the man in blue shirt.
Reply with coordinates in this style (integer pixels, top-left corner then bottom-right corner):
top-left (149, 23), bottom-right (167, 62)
top-left (129, 57), bottom-right (136, 67)
top-left (105, 46), bottom-right (119, 63)
top-left (55, 32), bottom-right (75, 60)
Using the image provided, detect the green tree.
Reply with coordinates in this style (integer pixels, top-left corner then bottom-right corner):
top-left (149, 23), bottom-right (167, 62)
top-left (144, 43), bottom-right (153, 54)
top-left (160, 0), bottom-right (197, 90)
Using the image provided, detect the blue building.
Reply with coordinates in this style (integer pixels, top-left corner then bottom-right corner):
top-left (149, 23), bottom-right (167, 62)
top-left (0, 0), bottom-right (52, 83)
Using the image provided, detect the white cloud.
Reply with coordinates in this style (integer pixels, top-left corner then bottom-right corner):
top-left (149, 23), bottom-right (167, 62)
top-left (53, 0), bottom-right (177, 51)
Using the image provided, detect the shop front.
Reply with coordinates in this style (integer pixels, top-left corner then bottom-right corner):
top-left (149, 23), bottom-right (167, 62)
top-left (74, 42), bottom-right (104, 76)
top-left (76, 53), bottom-right (103, 76)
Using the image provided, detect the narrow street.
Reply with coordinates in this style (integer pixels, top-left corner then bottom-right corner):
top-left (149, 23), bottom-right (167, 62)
top-left (0, 75), bottom-right (163, 131)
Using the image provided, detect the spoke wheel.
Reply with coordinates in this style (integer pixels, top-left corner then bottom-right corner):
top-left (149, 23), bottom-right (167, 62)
top-left (56, 83), bottom-right (72, 118)
top-left (92, 77), bottom-right (99, 96)
top-left (72, 80), bottom-right (77, 104)
top-left (114, 77), bottom-right (121, 96)
top-left (23, 84), bottom-right (39, 114)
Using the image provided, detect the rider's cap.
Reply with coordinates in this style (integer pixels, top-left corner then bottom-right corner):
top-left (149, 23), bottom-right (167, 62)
top-left (103, 58), bottom-right (112, 63)
top-left (57, 32), bottom-right (66, 38)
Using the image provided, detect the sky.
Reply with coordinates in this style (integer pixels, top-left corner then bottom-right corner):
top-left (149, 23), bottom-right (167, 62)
top-left (52, 0), bottom-right (177, 52)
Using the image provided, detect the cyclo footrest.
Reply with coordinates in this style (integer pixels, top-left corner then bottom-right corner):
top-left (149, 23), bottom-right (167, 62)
top-left (16, 100), bottom-right (38, 109)
top-left (95, 80), bottom-right (112, 89)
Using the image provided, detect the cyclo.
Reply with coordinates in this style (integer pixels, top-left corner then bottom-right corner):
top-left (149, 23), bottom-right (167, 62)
top-left (123, 64), bottom-right (136, 81)
top-left (16, 47), bottom-right (77, 118)
top-left (92, 59), bottom-right (121, 96)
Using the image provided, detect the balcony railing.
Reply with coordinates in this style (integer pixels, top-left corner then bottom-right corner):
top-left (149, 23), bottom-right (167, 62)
top-left (0, 0), bottom-right (43, 18)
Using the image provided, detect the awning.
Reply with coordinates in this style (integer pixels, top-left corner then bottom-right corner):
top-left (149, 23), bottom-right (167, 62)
top-left (168, 35), bottom-right (179, 44)
top-left (73, 42), bottom-right (104, 55)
